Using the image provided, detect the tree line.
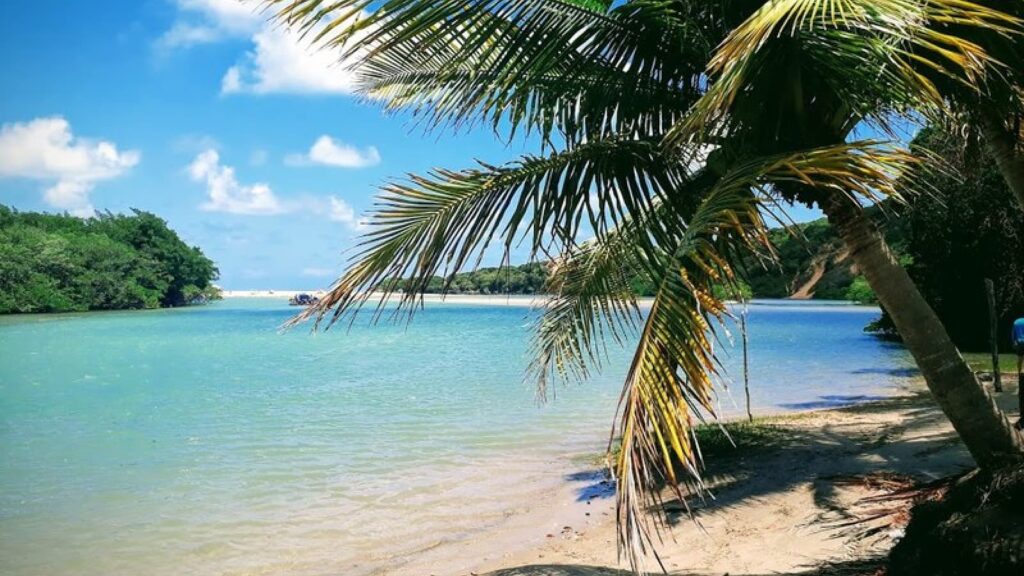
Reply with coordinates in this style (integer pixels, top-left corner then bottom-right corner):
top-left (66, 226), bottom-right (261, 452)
top-left (0, 206), bottom-right (220, 314)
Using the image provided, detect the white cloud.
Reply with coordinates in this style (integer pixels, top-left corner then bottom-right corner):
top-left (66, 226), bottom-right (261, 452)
top-left (158, 0), bottom-right (262, 49)
top-left (249, 148), bottom-right (269, 166)
top-left (188, 149), bottom-right (285, 215)
top-left (220, 25), bottom-right (361, 95)
top-left (0, 117), bottom-right (140, 216)
top-left (172, 133), bottom-right (220, 154)
top-left (327, 196), bottom-right (367, 230)
top-left (160, 0), bottom-right (367, 96)
top-left (221, 66), bottom-right (243, 93)
top-left (285, 135), bottom-right (380, 168)
top-left (185, 150), bottom-right (367, 229)
top-left (328, 196), bottom-right (355, 222)
top-left (301, 267), bottom-right (335, 277)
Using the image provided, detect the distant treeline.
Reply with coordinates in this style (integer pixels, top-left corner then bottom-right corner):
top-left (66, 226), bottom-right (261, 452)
top-left (0, 206), bottom-right (221, 314)
top-left (399, 262), bottom-right (549, 295)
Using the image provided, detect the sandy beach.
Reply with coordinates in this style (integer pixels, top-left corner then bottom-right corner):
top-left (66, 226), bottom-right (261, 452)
top-left (399, 379), bottom-right (1021, 576)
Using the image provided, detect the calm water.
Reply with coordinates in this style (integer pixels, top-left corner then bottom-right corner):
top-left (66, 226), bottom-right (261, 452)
top-left (0, 298), bottom-right (918, 575)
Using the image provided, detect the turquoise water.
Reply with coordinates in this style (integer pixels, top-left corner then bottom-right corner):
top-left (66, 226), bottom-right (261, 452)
top-left (0, 298), bottom-right (918, 575)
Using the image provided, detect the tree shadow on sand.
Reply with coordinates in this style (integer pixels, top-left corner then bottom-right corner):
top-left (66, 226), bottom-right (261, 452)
top-left (478, 558), bottom-right (885, 575)
top-left (660, 392), bottom-right (971, 524)
top-left (521, 390), bottom-right (1022, 576)
top-left (569, 392), bottom-right (970, 518)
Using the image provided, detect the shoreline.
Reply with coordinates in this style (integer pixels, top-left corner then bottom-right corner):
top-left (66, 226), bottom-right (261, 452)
top-left (219, 291), bottom-right (879, 311)
top-left (0, 295), bottom-right (954, 573)
top-left (425, 382), bottom-right (1021, 576)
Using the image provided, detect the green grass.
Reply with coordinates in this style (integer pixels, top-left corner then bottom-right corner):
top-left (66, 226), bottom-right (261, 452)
top-left (596, 418), bottom-right (796, 469)
top-left (964, 352), bottom-right (1020, 374)
top-left (694, 420), bottom-right (794, 460)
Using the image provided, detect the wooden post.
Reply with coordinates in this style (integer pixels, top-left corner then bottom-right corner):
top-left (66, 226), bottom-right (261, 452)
top-left (741, 303), bottom-right (753, 422)
top-left (985, 278), bottom-right (1002, 392)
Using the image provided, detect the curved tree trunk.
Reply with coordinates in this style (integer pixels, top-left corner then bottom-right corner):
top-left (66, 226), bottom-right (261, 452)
top-left (978, 107), bottom-right (1024, 212)
top-left (821, 192), bottom-right (1022, 469)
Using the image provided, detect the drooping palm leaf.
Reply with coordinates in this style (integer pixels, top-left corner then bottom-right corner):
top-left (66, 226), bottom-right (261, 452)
top-left (530, 205), bottom-right (661, 400)
top-left (285, 137), bottom-right (699, 330)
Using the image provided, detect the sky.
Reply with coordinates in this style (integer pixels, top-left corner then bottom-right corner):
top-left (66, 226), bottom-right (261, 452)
top-left (0, 0), bottom-right (823, 289)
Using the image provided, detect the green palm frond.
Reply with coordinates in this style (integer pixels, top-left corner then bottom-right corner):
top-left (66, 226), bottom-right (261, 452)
top-left (529, 207), bottom-right (658, 400)
top-left (261, 0), bottom-right (712, 142)
top-left (286, 137), bottom-right (696, 330)
top-left (359, 40), bottom-right (696, 144)
top-left (709, 0), bottom-right (1017, 74)
top-left (666, 0), bottom-right (1021, 147)
top-left (612, 180), bottom-right (767, 573)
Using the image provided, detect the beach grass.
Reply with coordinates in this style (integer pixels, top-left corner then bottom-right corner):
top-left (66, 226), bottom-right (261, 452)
top-left (963, 352), bottom-right (1019, 375)
top-left (591, 417), bottom-right (799, 469)
top-left (694, 419), bottom-right (795, 460)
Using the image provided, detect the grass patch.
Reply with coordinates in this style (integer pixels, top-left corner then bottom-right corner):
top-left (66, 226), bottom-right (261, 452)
top-left (600, 417), bottom-right (799, 469)
top-left (964, 352), bottom-right (1019, 374)
top-left (694, 419), bottom-right (794, 460)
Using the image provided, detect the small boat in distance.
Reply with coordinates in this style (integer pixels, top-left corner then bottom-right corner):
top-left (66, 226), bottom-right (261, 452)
top-left (288, 293), bottom-right (320, 307)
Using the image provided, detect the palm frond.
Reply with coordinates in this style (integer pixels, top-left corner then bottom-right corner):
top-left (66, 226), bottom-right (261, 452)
top-left (666, 0), bottom-right (1022, 148)
top-left (359, 39), bottom-right (696, 144)
top-left (286, 137), bottom-right (697, 330)
top-left (611, 179), bottom-right (767, 573)
top-left (262, 0), bottom-right (712, 142)
top-left (529, 207), bottom-right (658, 401)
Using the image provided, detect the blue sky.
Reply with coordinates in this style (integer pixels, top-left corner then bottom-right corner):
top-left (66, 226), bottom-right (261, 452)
top-left (0, 0), bottom-right (822, 289)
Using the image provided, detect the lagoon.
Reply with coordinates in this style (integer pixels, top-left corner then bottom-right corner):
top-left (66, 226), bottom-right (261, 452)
top-left (0, 298), bottom-right (919, 575)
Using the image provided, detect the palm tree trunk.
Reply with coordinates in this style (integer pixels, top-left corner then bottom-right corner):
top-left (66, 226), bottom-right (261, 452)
top-left (821, 192), bottom-right (1022, 469)
top-left (978, 107), bottom-right (1024, 212)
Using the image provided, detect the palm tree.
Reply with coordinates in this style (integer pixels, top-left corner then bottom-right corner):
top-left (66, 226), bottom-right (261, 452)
top-left (872, 0), bottom-right (1024, 213)
top-left (262, 0), bottom-right (1023, 569)
top-left (978, 107), bottom-right (1024, 211)
top-left (664, 0), bottom-right (1024, 470)
top-left (949, 0), bottom-right (1024, 212)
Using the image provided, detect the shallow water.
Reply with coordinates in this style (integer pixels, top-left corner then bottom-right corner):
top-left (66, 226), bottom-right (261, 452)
top-left (0, 298), bottom-right (919, 575)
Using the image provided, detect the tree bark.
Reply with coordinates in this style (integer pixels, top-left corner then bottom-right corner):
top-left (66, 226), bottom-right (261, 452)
top-left (821, 192), bottom-right (1022, 469)
top-left (978, 107), bottom-right (1024, 213)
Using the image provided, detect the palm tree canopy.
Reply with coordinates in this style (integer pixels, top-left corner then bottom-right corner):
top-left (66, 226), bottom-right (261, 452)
top-left (261, 0), bottom-right (1021, 571)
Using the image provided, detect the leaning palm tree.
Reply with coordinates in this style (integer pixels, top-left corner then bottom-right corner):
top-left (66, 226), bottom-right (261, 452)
top-left (665, 0), bottom-right (1024, 471)
top-left (924, 0), bottom-right (1024, 212)
top-left (261, 0), bottom-right (1023, 570)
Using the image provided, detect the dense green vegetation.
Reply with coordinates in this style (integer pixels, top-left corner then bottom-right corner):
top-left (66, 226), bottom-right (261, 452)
top-left (0, 206), bottom-right (220, 314)
top-left (400, 262), bottom-right (548, 295)
top-left (742, 217), bottom-right (880, 303)
top-left (871, 125), bottom-right (1024, 351)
